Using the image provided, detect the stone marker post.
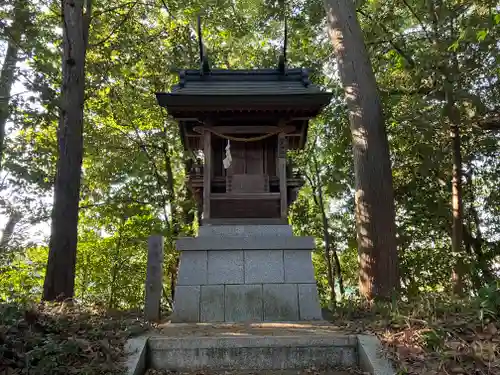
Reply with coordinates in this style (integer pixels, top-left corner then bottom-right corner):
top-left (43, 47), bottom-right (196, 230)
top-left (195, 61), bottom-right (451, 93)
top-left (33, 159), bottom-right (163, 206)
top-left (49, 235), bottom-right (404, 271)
top-left (145, 235), bottom-right (164, 321)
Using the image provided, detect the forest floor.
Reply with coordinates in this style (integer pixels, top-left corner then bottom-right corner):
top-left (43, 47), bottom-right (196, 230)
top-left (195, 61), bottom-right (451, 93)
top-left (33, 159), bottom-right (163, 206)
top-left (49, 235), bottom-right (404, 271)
top-left (0, 302), bottom-right (148, 375)
top-left (1, 294), bottom-right (499, 375)
top-left (327, 297), bottom-right (500, 375)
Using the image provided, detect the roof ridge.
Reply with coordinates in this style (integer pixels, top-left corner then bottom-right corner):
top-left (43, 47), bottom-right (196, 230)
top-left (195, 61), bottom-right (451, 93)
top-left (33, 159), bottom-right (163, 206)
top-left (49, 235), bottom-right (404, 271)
top-left (182, 68), bottom-right (306, 75)
top-left (178, 68), bottom-right (312, 88)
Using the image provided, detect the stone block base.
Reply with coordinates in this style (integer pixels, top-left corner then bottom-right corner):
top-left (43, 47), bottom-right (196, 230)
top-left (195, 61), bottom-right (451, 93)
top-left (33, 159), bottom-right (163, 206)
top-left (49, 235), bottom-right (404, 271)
top-left (172, 282), bottom-right (321, 323)
top-left (171, 225), bottom-right (322, 323)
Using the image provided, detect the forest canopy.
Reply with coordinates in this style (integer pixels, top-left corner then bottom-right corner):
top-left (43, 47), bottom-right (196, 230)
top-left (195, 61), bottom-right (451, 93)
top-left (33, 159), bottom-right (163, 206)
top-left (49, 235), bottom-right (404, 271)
top-left (0, 0), bottom-right (499, 309)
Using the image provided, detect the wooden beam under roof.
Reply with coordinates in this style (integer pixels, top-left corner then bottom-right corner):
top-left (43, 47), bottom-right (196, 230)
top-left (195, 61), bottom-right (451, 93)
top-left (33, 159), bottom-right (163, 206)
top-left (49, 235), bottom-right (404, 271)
top-left (192, 125), bottom-right (297, 135)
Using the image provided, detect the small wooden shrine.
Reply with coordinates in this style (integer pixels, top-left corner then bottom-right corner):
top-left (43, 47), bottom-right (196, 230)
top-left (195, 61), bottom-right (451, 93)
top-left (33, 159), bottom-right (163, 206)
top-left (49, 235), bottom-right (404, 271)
top-left (152, 21), bottom-right (333, 324)
top-left (156, 26), bottom-right (332, 225)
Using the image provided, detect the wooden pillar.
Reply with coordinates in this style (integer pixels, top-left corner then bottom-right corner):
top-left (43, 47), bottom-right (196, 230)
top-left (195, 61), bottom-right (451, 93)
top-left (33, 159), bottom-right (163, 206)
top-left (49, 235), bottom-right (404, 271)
top-left (278, 133), bottom-right (288, 220)
top-left (145, 235), bottom-right (164, 321)
top-left (203, 130), bottom-right (211, 221)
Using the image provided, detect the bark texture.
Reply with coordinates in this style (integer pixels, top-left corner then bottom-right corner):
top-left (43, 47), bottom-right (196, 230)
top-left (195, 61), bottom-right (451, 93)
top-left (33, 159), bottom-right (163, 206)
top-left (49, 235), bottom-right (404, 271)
top-left (0, 210), bottom-right (22, 251)
top-left (0, 42), bottom-right (18, 170)
top-left (311, 151), bottom-right (339, 305)
top-left (324, 0), bottom-right (399, 300)
top-left (0, 1), bottom-right (29, 169)
top-left (446, 92), bottom-right (466, 295)
top-left (43, 0), bottom-right (91, 301)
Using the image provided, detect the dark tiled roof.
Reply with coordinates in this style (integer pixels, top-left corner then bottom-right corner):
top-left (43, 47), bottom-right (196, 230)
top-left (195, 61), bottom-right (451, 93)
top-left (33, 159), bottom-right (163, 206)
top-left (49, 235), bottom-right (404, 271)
top-left (169, 68), bottom-right (324, 96)
top-left (155, 67), bottom-right (333, 118)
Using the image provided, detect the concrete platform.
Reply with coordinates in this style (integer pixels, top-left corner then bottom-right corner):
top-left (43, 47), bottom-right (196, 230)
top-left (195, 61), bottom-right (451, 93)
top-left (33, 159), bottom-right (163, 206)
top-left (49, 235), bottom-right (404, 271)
top-left (125, 322), bottom-right (395, 374)
top-left (155, 321), bottom-right (348, 337)
top-left (149, 322), bottom-right (356, 371)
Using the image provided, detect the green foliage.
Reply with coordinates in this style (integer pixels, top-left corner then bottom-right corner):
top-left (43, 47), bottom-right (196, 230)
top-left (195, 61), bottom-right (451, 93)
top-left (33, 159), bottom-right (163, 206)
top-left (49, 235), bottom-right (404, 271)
top-left (477, 282), bottom-right (500, 322)
top-left (0, 3), bottom-right (499, 373)
top-left (0, 0), bottom-right (499, 310)
top-left (0, 247), bottom-right (47, 303)
top-left (420, 328), bottom-right (446, 351)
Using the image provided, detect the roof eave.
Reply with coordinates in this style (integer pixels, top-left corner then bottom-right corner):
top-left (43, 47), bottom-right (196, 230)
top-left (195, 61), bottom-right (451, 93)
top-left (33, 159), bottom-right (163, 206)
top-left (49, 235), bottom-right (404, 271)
top-left (155, 93), bottom-right (333, 114)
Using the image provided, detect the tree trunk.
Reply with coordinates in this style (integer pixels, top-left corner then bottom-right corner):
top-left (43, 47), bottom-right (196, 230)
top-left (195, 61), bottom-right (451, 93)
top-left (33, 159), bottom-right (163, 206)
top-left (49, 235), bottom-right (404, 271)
top-left (170, 256), bottom-right (179, 302)
top-left (324, 0), bottom-right (399, 300)
top-left (311, 152), bottom-right (336, 306)
top-left (331, 245), bottom-right (345, 297)
top-left (450, 120), bottom-right (465, 294)
top-left (0, 1), bottom-right (28, 169)
top-left (445, 90), bottom-right (466, 295)
top-left (0, 210), bottom-right (22, 251)
top-left (462, 164), bottom-right (492, 289)
top-left (43, 0), bottom-right (92, 301)
top-left (0, 42), bottom-right (18, 170)
top-left (468, 210), bottom-right (493, 286)
top-left (108, 221), bottom-right (124, 310)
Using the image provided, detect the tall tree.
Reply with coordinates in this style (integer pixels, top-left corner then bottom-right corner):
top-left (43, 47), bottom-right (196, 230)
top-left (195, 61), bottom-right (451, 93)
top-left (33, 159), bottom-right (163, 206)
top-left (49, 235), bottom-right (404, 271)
top-left (323, 0), bottom-right (399, 300)
top-left (0, 0), bottom-right (30, 169)
top-left (43, 0), bottom-right (92, 301)
top-left (358, 0), bottom-right (499, 293)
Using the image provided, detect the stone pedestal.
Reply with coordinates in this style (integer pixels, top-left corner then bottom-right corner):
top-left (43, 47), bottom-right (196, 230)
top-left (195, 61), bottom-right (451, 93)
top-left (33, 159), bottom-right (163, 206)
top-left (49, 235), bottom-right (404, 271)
top-left (171, 225), bottom-right (322, 322)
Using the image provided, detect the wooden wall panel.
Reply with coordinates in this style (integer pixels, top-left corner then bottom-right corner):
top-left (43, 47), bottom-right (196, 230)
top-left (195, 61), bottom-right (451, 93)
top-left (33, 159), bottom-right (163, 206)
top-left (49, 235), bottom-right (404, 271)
top-left (245, 141), bottom-right (264, 174)
top-left (211, 198), bottom-right (280, 218)
top-left (213, 137), bottom-right (224, 177)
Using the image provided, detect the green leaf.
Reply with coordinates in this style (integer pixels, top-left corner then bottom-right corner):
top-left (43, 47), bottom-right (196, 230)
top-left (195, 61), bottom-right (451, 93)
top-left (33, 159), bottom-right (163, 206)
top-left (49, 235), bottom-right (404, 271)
top-left (476, 29), bottom-right (488, 41)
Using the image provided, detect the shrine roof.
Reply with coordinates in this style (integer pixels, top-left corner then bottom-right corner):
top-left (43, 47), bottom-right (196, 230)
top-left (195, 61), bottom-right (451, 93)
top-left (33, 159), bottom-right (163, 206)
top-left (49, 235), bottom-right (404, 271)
top-left (170, 68), bottom-right (322, 96)
top-left (155, 68), bottom-right (332, 114)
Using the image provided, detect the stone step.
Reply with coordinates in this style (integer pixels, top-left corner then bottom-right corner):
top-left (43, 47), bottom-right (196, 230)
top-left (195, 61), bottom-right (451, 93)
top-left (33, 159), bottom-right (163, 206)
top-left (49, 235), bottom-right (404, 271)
top-left (125, 323), bottom-right (396, 375)
top-left (145, 369), bottom-right (357, 374)
top-left (148, 334), bottom-right (357, 371)
top-left (146, 322), bottom-right (357, 372)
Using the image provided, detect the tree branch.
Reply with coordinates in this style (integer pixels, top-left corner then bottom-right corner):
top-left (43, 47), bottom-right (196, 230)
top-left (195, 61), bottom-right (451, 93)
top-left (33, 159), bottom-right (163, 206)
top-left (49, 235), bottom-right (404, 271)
top-left (399, 0), bottom-right (434, 44)
top-left (108, 90), bottom-right (173, 233)
top-left (357, 8), bottom-right (416, 68)
top-left (91, 1), bottom-right (145, 18)
top-left (83, 0), bottom-right (92, 50)
top-left (90, 0), bottom-right (139, 48)
top-left (79, 198), bottom-right (151, 210)
top-left (476, 113), bottom-right (500, 131)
